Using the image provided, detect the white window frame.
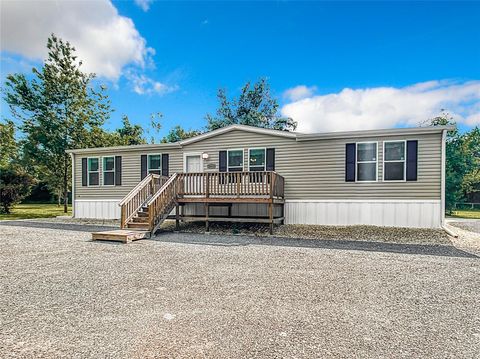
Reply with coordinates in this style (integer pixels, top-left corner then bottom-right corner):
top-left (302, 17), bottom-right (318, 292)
top-left (87, 157), bottom-right (100, 187)
top-left (102, 156), bottom-right (115, 186)
top-left (227, 148), bottom-right (244, 172)
top-left (147, 153), bottom-right (162, 175)
top-left (383, 140), bottom-right (407, 182)
top-left (355, 141), bottom-right (378, 183)
top-left (248, 147), bottom-right (267, 171)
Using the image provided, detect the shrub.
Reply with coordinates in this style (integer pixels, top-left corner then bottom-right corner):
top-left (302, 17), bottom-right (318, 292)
top-left (0, 166), bottom-right (36, 214)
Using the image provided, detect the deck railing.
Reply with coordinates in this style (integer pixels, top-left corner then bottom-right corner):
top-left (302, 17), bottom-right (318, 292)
top-left (177, 171), bottom-right (285, 199)
top-left (146, 173), bottom-right (179, 232)
top-left (119, 174), bottom-right (168, 228)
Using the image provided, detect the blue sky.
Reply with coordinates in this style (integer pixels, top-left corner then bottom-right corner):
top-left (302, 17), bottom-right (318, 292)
top-left (1, 1), bottom-right (479, 137)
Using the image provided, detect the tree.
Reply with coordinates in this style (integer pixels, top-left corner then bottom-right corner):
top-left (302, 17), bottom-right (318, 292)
top-left (161, 125), bottom-right (202, 143)
top-left (205, 78), bottom-right (297, 132)
top-left (0, 120), bottom-right (17, 167)
top-left (3, 34), bottom-right (112, 213)
top-left (0, 166), bottom-right (36, 214)
top-left (461, 127), bottom-right (480, 202)
top-left (426, 112), bottom-right (471, 211)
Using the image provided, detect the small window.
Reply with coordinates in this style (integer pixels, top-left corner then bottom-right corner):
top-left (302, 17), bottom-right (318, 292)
top-left (384, 141), bottom-right (406, 181)
top-left (103, 156), bottom-right (115, 186)
top-left (148, 154), bottom-right (161, 175)
top-left (356, 142), bottom-right (377, 182)
top-left (87, 157), bottom-right (99, 186)
top-left (227, 149), bottom-right (243, 172)
top-left (249, 148), bottom-right (266, 172)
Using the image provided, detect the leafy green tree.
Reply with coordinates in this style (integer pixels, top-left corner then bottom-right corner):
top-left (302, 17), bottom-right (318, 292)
top-left (0, 120), bottom-right (17, 167)
top-left (3, 34), bottom-right (112, 213)
top-left (427, 112), bottom-right (469, 211)
top-left (461, 127), bottom-right (480, 202)
top-left (205, 78), bottom-right (297, 131)
top-left (0, 166), bottom-right (36, 214)
top-left (161, 125), bottom-right (202, 143)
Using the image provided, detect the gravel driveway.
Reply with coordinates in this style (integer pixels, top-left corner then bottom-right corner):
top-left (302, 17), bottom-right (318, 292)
top-left (1, 224), bottom-right (479, 358)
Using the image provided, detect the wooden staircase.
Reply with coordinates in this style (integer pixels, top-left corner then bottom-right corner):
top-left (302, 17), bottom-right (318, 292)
top-left (92, 174), bottom-right (178, 243)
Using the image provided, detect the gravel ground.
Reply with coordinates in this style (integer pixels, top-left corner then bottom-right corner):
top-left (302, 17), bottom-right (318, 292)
top-left (1, 224), bottom-right (479, 358)
top-left (449, 220), bottom-right (480, 234)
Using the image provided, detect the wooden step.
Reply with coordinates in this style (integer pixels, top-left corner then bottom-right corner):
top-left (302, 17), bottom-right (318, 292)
top-left (132, 216), bottom-right (149, 223)
top-left (137, 211), bottom-right (149, 217)
top-left (127, 222), bottom-right (150, 230)
top-left (91, 229), bottom-right (150, 243)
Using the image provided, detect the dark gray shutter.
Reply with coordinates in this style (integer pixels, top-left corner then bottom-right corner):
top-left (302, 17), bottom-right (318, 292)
top-left (266, 148), bottom-right (275, 171)
top-left (141, 155), bottom-right (147, 180)
top-left (345, 143), bottom-right (356, 182)
top-left (406, 140), bottom-right (418, 181)
top-left (162, 154), bottom-right (169, 176)
top-left (81, 158), bottom-right (87, 186)
top-left (219, 151), bottom-right (227, 172)
top-left (115, 156), bottom-right (122, 186)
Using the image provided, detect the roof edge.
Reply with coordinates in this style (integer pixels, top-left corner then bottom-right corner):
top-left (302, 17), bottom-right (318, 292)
top-left (66, 142), bottom-right (182, 154)
top-left (179, 124), bottom-right (297, 146)
top-left (296, 125), bottom-right (455, 141)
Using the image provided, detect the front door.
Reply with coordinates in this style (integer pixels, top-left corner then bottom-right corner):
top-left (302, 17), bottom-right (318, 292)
top-left (185, 155), bottom-right (202, 173)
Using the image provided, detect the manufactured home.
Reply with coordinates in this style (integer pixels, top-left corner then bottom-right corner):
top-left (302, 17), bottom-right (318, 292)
top-left (67, 124), bottom-right (451, 238)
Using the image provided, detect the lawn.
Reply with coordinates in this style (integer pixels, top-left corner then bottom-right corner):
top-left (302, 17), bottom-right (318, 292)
top-left (450, 209), bottom-right (480, 219)
top-left (0, 203), bottom-right (72, 220)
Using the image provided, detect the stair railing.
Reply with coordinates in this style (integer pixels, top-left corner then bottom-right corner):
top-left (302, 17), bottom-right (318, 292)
top-left (146, 173), bottom-right (179, 232)
top-left (119, 174), bottom-right (168, 229)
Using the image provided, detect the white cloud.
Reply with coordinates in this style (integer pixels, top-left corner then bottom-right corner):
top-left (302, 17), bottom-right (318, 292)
top-left (126, 72), bottom-right (178, 96)
top-left (134, 0), bottom-right (153, 12)
top-left (283, 85), bottom-right (317, 101)
top-left (0, 0), bottom-right (154, 81)
top-left (281, 80), bottom-right (480, 133)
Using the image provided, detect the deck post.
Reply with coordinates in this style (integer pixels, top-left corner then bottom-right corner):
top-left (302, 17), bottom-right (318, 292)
top-left (269, 172), bottom-right (275, 235)
top-left (175, 202), bottom-right (179, 231)
top-left (205, 203), bottom-right (210, 232)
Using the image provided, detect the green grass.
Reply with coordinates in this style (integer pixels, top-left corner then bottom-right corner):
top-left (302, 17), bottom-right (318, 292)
top-left (449, 209), bottom-right (480, 219)
top-left (0, 203), bottom-right (72, 221)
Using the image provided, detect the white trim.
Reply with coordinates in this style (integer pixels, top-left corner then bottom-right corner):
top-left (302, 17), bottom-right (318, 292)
top-left (296, 125), bottom-right (455, 141)
top-left (247, 147), bottom-right (266, 171)
top-left (102, 155), bottom-right (115, 186)
top-left (355, 141), bottom-right (378, 182)
top-left (75, 198), bottom-right (123, 202)
top-left (183, 152), bottom-right (204, 173)
top-left (70, 153), bottom-right (75, 217)
top-left (382, 140), bottom-right (407, 182)
top-left (179, 124), bottom-right (296, 146)
top-left (87, 157), bottom-right (100, 187)
top-left (285, 199), bottom-right (441, 203)
top-left (227, 148), bottom-right (244, 171)
top-left (147, 153), bottom-right (162, 174)
top-left (441, 129), bottom-right (447, 226)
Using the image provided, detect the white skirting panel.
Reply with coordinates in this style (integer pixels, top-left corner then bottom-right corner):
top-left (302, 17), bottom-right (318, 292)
top-left (285, 200), bottom-right (441, 228)
top-left (74, 199), bottom-right (121, 219)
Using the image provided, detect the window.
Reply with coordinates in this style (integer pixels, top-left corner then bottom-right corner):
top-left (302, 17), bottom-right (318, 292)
top-left (103, 156), bottom-right (115, 185)
top-left (249, 148), bottom-right (266, 171)
top-left (384, 141), bottom-right (406, 181)
top-left (227, 149), bottom-right (243, 172)
top-left (356, 142), bottom-right (377, 182)
top-left (148, 154), bottom-right (161, 175)
top-left (87, 157), bottom-right (99, 186)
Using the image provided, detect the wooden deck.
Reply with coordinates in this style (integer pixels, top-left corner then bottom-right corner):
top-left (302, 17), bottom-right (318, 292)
top-left (93, 171), bottom-right (286, 243)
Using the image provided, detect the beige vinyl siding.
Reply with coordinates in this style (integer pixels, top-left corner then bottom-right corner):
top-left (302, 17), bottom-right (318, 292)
top-left (74, 149), bottom-right (183, 199)
top-left (181, 129), bottom-right (441, 200)
top-left (73, 129), bottom-right (441, 200)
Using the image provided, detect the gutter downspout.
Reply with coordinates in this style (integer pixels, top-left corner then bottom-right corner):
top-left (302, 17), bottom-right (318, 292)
top-left (440, 129), bottom-right (447, 227)
top-left (70, 153), bottom-right (75, 218)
